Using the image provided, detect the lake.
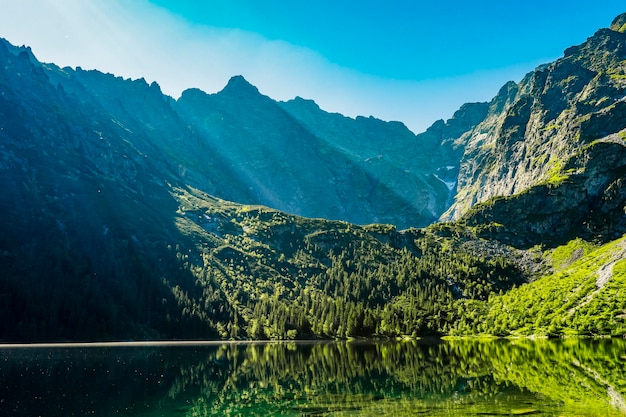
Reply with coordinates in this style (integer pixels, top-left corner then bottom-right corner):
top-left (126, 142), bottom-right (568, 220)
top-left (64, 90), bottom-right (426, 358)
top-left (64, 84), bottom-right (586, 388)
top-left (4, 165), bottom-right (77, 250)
top-left (0, 338), bottom-right (625, 416)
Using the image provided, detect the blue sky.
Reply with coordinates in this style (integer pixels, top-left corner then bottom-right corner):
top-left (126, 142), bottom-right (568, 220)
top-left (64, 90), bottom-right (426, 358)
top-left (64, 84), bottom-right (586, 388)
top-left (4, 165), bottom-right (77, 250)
top-left (0, 1), bottom-right (623, 132)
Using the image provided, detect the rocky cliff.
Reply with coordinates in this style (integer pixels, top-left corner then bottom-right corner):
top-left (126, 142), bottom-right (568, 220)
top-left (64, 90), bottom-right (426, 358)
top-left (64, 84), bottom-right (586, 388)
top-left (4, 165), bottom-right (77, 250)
top-left (444, 14), bottom-right (626, 224)
top-left (176, 77), bottom-right (446, 228)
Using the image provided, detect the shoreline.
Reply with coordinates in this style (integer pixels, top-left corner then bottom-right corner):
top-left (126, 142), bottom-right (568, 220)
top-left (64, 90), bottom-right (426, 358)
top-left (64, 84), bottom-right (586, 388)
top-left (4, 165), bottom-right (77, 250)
top-left (0, 340), bottom-right (251, 349)
top-left (0, 334), bottom-right (622, 348)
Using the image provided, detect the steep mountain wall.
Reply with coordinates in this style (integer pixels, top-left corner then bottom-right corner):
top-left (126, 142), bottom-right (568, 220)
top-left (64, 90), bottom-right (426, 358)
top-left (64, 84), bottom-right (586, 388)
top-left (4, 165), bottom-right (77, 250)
top-left (175, 78), bottom-right (474, 228)
top-left (444, 15), bottom-right (626, 220)
top-left (279, 97), bottom-right (489, 226)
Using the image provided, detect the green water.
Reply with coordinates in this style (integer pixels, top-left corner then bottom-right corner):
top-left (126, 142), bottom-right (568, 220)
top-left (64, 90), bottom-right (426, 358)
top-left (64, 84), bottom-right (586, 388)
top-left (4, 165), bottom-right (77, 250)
top-left (0, 338), bottom-right (625, 416)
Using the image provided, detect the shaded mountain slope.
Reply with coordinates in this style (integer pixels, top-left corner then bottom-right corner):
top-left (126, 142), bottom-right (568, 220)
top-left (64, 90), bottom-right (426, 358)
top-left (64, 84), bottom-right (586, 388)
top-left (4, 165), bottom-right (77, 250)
top-left (462, 137), bottom-right (626, 249)
top-left (176, 78), bottom-right (384, 225)
top-left (175, 77), bottom-right (462, 228)
top-left (279, 97), bottom-right (489, 224)
top-left (0, 41), bottom-right (227, 340)
top-left (38, 60), bottom-right (468, 230)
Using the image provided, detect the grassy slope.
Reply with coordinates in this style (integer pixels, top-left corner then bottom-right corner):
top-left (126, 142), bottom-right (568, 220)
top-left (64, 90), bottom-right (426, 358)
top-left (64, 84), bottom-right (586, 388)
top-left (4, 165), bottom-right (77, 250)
top-left (461, 235), bottom-right (626, 337)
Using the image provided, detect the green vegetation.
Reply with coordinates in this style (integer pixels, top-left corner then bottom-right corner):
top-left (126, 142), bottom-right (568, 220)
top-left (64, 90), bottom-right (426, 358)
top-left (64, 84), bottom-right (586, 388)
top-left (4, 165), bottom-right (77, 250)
top-left (541, 123), bottom-right (561, 131)
top-left (169, 187), bottom-right (524, 340)
top-left (165, 185), bottom-right (626, 340)
top-left (452, 236), bottom-right (626, 337)
top-left (3, 173), bottom-right (625, 341)
top-left (548, 237), bottom-right (597, 271)
top-left (542, 159), bottom-right (573, 186)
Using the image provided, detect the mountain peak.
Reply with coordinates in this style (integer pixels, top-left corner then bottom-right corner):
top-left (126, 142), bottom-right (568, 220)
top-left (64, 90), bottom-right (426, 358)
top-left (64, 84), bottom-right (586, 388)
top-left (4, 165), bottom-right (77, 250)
top-left (286, 96), bottom-right (321, 112)
top-left (220, 75), bottom-right (260, 97)
top-left (0, 38), bottom-right (40, 67)
top-left (610, 13), bottom-right (626, 33)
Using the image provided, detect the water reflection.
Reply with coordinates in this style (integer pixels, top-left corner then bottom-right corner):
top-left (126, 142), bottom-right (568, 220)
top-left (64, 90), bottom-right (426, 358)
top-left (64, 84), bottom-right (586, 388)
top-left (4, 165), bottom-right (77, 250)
top-left (0, 338), bottom-right (624, 416)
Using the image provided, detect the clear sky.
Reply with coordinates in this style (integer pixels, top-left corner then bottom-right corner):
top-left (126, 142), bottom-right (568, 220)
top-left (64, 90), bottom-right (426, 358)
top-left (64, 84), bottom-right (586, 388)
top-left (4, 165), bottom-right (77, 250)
top-left (0, 1), bottom-right (623, 133)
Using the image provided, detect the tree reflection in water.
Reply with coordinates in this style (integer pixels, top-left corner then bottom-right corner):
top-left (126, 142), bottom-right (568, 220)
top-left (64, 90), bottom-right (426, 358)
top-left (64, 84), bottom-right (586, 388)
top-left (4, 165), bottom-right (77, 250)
top-left (0, 338), bottom-right (624, 416)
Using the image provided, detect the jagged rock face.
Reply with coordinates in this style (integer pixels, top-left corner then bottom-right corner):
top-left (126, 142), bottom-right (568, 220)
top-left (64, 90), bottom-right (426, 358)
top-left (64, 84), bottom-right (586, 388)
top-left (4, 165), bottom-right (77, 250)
top-left (444, 19), bottom-right (626, 220)
top-left (0, 40), bottom-right (493, 231)
top-left (463, 139), bottom-right (626, 248)
top-left (0, 40), bottom-right (484, 231)
top-left (276, 96), bottom-right (458, 227)
top-left (12, 56), bottom-right (476, 229)
top-left (412, 102), bottom-right (490, 200)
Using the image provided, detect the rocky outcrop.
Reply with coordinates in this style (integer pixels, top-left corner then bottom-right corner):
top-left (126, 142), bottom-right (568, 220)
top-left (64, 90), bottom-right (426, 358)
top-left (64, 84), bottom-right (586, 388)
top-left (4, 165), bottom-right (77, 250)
top-left (610, 13), bottom-right (626, 33)
top-left (463, 138), bottom-right (626, 248)
top-left (443, 15), bottom-right (626, 225)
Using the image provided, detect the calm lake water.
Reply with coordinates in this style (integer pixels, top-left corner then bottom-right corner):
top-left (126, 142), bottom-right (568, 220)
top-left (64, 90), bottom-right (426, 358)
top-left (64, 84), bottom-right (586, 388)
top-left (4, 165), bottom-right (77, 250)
top-left (0, 338), bottom-right (625, 416)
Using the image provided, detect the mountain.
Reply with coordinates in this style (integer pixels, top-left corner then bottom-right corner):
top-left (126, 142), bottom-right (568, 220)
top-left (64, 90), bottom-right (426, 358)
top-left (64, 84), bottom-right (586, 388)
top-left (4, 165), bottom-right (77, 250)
top-left (0, 41), bottom-right (221, 340)
top-left (32, 61), bottom-right (469, 231)
top-left (1, 12), bottom-right (626, 342)
top-left (443, 15), bottom-right (626, 230)
top-left (279, 97), bottom-right (489, 224)
top-left (175, 77), bottom-right (469, 228)
top-left (0, 37), bottom-right (519, 341)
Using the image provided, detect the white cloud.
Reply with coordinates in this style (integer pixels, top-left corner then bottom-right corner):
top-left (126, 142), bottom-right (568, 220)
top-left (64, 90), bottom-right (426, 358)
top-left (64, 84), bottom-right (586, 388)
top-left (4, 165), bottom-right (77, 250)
top-left (0, 0), bottom-right (537, 133)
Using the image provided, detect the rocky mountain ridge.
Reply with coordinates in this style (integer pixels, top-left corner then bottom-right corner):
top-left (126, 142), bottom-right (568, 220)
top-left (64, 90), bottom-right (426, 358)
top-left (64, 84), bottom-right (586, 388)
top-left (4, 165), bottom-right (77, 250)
top-left (38, 58), bottom-right (470, 229)
top-left (444, 15), bottom-right (626, 222)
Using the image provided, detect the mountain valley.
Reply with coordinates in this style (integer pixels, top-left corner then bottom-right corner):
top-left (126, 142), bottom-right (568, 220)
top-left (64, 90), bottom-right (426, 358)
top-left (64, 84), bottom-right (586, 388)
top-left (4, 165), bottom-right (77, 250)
top-left (0, 13), bottom-right (625, 341)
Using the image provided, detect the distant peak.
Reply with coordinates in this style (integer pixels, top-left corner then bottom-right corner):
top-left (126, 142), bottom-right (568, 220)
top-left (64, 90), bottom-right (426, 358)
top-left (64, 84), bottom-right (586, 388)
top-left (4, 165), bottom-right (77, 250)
top-left (289, 96), bottom-right (321, 110)
top-left (610, 13), bottom-right (626, 33)
top-left (220, 75), bottom-right (260, 96)
top-left (227, 74), bottom-right (251, 86)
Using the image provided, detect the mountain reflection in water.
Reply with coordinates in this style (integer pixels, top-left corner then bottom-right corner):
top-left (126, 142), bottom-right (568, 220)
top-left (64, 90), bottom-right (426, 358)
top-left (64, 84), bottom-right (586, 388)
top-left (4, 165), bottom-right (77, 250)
top-left (0, 338), bottom-right (624, 416)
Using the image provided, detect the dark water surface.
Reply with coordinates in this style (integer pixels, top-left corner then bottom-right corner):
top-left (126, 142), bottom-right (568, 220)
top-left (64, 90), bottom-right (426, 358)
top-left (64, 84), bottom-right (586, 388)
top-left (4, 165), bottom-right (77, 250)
top-left (0, 338), bottom-right (625, 416)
